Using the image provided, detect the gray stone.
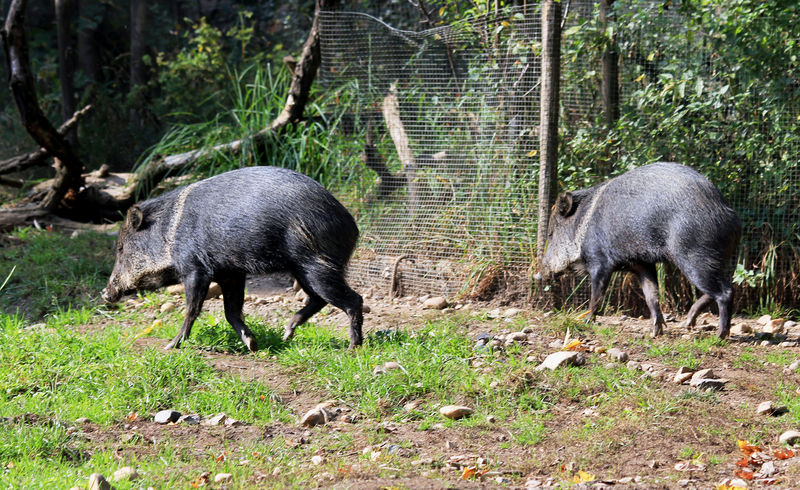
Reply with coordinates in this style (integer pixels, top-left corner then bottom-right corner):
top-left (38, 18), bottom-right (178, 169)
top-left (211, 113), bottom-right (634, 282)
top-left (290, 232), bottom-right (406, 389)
top-left (506, 331), bottom-right (528, 343)
top-left (206, 282), bottom-right (222, 299)
top-left (112, 466), bottom-right (138, 482)
top-left (88, 474), bottom-right (110, 490)
top-left (439, 405), bottom-right (474, 420)
top-left (690, 368), bottom-right (715, 382)
top-left (673, 367), bottom-right (694, 384)
top-left (626, 360), bottom-right (642, 371)
top-left (422, 297), bottom-right (448, 310)
top-left (730, 323), bottom-right (752, 336)
top-left (536, 351), bottom-right (584, 371)
top-left (74, 417), bottom-right (90, 424)
top-left (154, 409), bottom-right (181, 424)
top-left (178, 414), bottom-right (201, 425)
top-left (300, 408), bottom-right (332, 427)
top-left (214, 473), bottom-right (233, 483)
top-left (607, 348), bottom-right (628, 363)
top-left (203, 413), bottom-right (228, 426)
top-left (779, 430), bottom-right (800, 445)
top-left (690, 378), bottom-right (727, 391)
top-left (160, 302), bottom-right (176, 313)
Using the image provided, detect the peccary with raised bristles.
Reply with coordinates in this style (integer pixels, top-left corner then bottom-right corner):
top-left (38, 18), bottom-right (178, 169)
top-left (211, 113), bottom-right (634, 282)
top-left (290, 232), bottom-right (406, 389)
top-left (539, 162), bottom-right (741, 338)
top-left (102, 166), bottom-right (363, 351)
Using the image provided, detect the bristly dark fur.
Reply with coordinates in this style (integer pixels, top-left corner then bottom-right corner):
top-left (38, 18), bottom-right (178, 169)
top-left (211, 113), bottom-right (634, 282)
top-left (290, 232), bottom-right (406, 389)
top-left (103, 166), bottom-right (363, 351)
top-left (540, 162), bottom-right (741, 338)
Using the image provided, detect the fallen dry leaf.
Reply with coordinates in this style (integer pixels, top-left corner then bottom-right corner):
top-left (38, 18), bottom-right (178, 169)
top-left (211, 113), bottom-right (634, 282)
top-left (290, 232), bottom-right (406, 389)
top-left (563, 339), bottom-right (584, 351)
top-left (774, 448), bottom-right (794, 460)
top-left (125, 411), bottom-right (138, 422)
top-left (461, 467), bottom-right (476, 479)
top-left (190, 472), bottom-right (210, 488)
top-left (735, 457), bottom-right (750, 468)
top-left (674, 461), bottom-right (706, 472)
top-left (572, 470), bottom-right (596, 483)
top-left (734, 468), bottom-right (755, 480)
top-left (737, 440), bottom-right (761, 456)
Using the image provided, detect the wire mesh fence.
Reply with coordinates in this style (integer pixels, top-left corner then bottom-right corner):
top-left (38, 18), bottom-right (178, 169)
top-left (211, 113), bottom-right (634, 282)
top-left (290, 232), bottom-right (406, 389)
top-left (320, 6), bottom-right (542, 300)
top-left (319, 1), bottom-right (799, 312)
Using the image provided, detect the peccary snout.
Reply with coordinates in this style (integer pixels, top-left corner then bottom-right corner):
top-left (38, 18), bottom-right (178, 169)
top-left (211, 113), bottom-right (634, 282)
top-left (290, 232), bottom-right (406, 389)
top-left (540, 162), bottom-right (741, 338)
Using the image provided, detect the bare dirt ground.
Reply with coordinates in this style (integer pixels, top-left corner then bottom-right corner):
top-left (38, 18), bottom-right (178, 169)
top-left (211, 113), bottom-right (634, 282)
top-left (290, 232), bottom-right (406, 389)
top-left (82, 273), bottom-right (800, 489)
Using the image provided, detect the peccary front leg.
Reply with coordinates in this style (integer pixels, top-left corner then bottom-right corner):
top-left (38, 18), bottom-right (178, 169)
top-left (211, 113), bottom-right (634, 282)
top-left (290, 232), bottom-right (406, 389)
top-left (165, 272), bottom-right (211, 350)
top-left (218, 273), bottom-right (258, 352)
top-left (587, 263), bottom-right (611, 324)
top-left (635, 263), bottom-right (667, 337)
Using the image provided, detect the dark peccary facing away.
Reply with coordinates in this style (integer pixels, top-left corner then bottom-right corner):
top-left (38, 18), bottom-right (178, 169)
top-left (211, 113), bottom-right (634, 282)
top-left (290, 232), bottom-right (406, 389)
top-left (102, 166), bottom-right (363, 350)
top-left (539, 162), bottom-right (741, 338)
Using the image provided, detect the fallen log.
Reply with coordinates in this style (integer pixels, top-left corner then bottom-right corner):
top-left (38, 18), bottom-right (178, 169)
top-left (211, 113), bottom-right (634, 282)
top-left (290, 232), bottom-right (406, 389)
top-left (0, 104), bottom-right (92, 176)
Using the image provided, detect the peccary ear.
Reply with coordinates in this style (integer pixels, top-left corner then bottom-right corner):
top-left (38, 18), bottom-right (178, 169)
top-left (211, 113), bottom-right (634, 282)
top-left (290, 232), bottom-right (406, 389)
top-left (127, 205), bottom-right (145, 230)
top-left (556, 192), bottom-right (578, 217)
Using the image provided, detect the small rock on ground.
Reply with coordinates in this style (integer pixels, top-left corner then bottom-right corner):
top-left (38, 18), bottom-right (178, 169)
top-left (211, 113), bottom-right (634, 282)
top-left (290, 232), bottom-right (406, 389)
top-left (607, 347), bottom-right (628, 363)
top-left (203, 413), bottom-right (228, 426)
top-left (422, 296), bottom-right (448, 310)
top-left (88, 474), bottom-right (111, 490)
top-left (779, 430), bottom-right (800, 445)
top-left (673, 367), bottom-right (694, 384)
top-left (154, 409), bottom-right (181, 424)
top-left (690, 378), bottom-right (727, 391)
top-left (214, 473), bottom-right (233, 483)
top-left (439, 405), bottom-right (474, 420)
top-left (178, 414), bottom-right (201, 425)
top-left (690, 368), bottom-right (715, 382)
top-left (300, 407), bottom-right (333, 427)
top-left (536, 351), bottom-right (584, 371)
top-left (112, 466), bottom-right (138, 482)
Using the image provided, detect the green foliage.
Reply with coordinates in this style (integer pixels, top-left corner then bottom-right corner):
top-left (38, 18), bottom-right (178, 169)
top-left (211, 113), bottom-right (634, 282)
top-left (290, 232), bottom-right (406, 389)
top-left (560, 0), bottom-right (800, 310)
top-left (154, 13), bottom-right (260, 124)
top-left (0, 229), bottom-right (116, 320)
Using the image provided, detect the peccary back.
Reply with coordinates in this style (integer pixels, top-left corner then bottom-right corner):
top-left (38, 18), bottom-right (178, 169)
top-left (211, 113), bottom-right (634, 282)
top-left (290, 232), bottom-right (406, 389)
top-left (540, 162), bottom-right (741, 338)
top-left (103, 166), bottom-right (363, 350)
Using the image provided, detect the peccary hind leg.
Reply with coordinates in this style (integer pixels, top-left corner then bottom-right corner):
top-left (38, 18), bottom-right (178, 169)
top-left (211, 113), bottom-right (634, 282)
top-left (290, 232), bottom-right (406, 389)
top-left (683, 294), bottom-right (713, 329)
top-left (165, 272), bottom-right (211, 350)
top-left (218, 273), bottom-right (257, 352)
top-left (681, 264), bottom-right (735, 338)
top-left (283, 293), bottom-right (326, 343)
top-left (290, 265), bottom-right (364, 348)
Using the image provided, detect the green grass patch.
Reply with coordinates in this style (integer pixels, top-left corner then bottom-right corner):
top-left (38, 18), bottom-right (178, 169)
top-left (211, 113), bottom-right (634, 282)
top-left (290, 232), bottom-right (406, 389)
top-left (0, 228), bottom-right (115, 320)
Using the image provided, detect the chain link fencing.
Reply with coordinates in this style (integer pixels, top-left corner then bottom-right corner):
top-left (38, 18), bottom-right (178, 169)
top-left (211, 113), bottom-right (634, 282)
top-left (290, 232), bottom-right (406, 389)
top-left (318, 1), bottom-right (799, 313)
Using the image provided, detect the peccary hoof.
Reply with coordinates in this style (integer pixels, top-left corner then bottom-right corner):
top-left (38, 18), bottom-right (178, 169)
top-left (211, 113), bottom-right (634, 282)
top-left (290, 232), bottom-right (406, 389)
top-left (242, 335), bottom-right (258, 352)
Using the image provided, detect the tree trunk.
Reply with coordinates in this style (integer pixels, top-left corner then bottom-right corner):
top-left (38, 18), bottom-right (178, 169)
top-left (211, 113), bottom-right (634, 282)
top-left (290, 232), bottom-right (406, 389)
top-left (0, 104), bottom-right (91, 175)
top-left (600, 0), bottom-right (619, 131)
top-left (599, 0), bottom-right (619, 176)
top-left (382, 83), bottom-right (421, 218)
top-left (76, 0), bottom-right (101, 83)
top-left (2, 0), bottom-right (85, 211)
top-left (56, 0), bottom-right (77, 146)
top-left (129, 0), bottom-right (146, 129)
top-left (536, 0), bottom-right (562, 262)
